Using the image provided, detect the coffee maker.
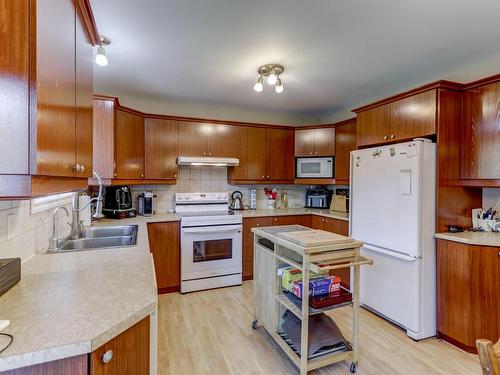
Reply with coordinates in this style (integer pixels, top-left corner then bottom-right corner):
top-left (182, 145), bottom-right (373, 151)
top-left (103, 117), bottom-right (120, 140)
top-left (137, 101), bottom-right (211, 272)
top-left (137, 191), bottom-right (154, 216)
top-left (103, 186), bottom-right (136, 219)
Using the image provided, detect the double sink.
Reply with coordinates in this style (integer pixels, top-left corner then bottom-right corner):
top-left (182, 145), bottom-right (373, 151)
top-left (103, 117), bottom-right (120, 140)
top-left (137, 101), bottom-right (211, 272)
top-left (51, 225), bottom-right (138, 252)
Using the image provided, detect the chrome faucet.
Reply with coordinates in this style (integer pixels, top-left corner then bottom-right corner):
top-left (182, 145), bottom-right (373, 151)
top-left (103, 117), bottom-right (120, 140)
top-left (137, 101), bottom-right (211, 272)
top-left (49, 206), bottom-right (70, 251)
top-left (70, 171), bottom-right (105, 238)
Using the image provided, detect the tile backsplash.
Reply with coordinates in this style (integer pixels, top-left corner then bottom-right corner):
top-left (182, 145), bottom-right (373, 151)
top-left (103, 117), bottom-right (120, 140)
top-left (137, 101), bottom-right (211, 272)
top-left (131, 166), bottom-right (310, 213)
top-left (0, 199), bottom-right (72, 262)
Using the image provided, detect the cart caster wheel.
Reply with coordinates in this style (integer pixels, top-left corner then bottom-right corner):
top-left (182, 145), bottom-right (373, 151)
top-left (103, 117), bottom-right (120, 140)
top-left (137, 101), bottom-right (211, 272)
top-left (350, 362), bottom-right (358, 373)
top-left (251, 320), bottom-right (258, 330)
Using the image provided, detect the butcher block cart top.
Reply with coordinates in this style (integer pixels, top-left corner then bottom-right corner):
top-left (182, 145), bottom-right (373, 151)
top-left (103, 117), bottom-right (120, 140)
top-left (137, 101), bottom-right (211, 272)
top-left (251, 225), bottom-right (372, 375)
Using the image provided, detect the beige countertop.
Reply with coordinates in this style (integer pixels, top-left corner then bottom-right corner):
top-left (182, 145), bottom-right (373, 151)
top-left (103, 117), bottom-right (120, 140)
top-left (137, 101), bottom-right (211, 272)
top-left (240, 208), bottom-right (349, 221)
top-left (435, 231), bottom-right (500, 247)
top-left (0, 218), bottom-right (159, 371)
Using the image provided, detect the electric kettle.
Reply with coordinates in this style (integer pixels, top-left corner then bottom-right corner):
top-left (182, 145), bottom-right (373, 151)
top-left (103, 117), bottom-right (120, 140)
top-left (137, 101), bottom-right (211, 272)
top-left (230, 191), bottom-right (244, 210)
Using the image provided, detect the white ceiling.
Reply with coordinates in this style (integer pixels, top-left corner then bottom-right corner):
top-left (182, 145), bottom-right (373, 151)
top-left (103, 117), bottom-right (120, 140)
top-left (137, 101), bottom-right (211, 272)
top-left (91, 0), bottom-right (500, 121)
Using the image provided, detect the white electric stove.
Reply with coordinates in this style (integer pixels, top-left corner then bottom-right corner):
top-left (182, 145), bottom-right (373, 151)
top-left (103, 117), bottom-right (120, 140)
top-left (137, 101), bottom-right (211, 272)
top-left (175, 192), bottom-right (242, 293)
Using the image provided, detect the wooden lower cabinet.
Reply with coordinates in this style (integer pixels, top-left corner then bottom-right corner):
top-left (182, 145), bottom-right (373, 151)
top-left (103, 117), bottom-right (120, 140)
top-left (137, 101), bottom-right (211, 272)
top-left (242, 217), bottom-right (273, 280)
top-left (2, 317), bottom-right (150, 375)
top-left (311, 216), bottom-right (350, 287)
top-left (436, 239), bottom-right (500, 353)
top-left (271, 214), bottom-right (312, 227)
top-left (91, 317), bottom-right (150, 375)
top-left (147, 222), bottom-right (181, 293)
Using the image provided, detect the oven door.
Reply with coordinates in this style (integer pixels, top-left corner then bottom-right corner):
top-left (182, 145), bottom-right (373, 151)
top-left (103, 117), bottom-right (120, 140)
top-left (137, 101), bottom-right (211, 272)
top-left (296, 157), bottom-right (334, 178)
top-left (181, 224), bottom-right (242, 281)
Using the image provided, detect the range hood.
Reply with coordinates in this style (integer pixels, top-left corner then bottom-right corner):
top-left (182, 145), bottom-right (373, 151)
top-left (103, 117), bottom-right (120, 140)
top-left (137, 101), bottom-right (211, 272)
top-left (177, 156), bottom-right (239, 166)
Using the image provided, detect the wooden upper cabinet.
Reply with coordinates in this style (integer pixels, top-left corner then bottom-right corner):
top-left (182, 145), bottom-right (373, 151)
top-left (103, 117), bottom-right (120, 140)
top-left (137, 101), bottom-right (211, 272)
top-left (91, 316), bottom-right (150, 375)
top-left (265, 128), bottom-right (294, 181)
top-left (145, 118), bottom-right (179, 179)
top-left (295, 129), bottom-right (315, 156)
top-left (115, 110), bottom-right (144, 179)
top-left (75, 5), bottom-right (94, 178)
top-left (207, 123), bottom-right (237, 157)
top-left (314, 128), bottom-right (335, 156)
top-left (356, 104), bottom-right (391, 147)
top-left (35, 0), bottom-right (76, 177)
top-left (356, 90), bottom-right (436, 148)
top-left (334, 120), bottom-right (356, 183)
top-left (178, 122), bottom-right (208, 156)
top-left (93, 98), bottom-right (115, 179)
top-left (390, 90), bottom-right (436, 141)
top-left (461, 81), bottom-right (500, 180)
top-left (0, 0), bottom-right (30, 175)
top-left (295, 128), bottom-right (334, 156)
top-left (228, 126), bottom-right (266, 181)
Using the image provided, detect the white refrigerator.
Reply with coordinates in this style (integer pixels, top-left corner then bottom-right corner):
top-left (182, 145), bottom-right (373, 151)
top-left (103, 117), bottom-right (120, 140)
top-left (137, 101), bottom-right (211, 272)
top-left (350, 139), bottom-right (436, 340)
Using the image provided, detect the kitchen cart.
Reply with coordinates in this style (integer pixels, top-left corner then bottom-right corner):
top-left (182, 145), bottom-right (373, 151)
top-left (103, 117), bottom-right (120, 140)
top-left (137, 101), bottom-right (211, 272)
top-left (251, 225), bottom-right (372, 375)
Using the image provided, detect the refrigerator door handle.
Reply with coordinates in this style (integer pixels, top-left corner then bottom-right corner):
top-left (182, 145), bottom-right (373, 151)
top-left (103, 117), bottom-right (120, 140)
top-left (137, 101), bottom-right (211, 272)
top-left (363, 243), bottom-right (421, 262)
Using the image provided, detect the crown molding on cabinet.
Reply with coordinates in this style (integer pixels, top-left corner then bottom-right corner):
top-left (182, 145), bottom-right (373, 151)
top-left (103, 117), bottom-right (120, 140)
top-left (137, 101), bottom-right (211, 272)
top-left (75, 0), bottom-right (100, 46)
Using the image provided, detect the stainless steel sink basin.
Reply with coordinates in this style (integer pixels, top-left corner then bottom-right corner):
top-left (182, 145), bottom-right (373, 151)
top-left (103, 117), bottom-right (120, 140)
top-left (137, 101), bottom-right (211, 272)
top-left (48, 225), bottom-right (138, 253)
top-left (78, 225), bottom-right (138, 239)
top-left (59, 235), bottom-right (137, 251)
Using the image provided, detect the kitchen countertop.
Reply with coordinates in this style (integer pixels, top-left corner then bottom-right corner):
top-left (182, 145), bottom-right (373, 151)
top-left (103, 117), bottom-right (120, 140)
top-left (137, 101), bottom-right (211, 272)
top-left (435, 231), bottom-right (500, 247)
top-left (0, 218), bottom-right (159, 371)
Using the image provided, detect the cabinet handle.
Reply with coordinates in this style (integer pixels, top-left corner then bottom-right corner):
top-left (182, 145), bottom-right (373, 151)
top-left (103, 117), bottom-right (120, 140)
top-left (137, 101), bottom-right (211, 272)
top-left (389, 134), bottom-right (395, 139)
top-left (322, 219), bottom-right (325, 223)
top-left (140, 174), bottom-right (144, 178)
top-left (80, 164), bottom-right (85, 173)
top-left (261, 176), bottom-right (265, 179)
top-left (208, 152), bottom-right (212, 156)
top-left (102, 349), bottom-right (113, 364)
top-left (274, 218), bottom-right (278, 222)
top-left (256, 223), bottom-right (260, 226)
top-left (266, 176), bottom-right (270, 179)
top-left (314, 151), bottom-right (318, 155)
top-left (309, 152), bottom-right (313, 155)
top-left (113, 173), bottom-right (117, 177)
top-left (74, 164), bottom-right (81, 173)
top-left (203, 152), bottom-right (207, 156)
top-left (173, 174), bottom-right (178, 178)
top-left (383, 135), bottom-right (388, 140)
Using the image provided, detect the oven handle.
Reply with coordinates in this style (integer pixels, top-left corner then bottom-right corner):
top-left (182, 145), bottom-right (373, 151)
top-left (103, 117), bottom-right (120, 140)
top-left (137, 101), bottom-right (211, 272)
top-left (182, 225), bottom-right (242, 234)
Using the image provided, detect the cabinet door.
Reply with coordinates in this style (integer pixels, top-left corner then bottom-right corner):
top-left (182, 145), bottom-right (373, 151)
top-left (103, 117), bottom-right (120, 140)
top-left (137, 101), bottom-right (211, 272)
top-left (207, 123), bottom-right (237, 157)
top-left (461, 81), bottom-right (500, 179)
top-left (242, 217), bottom-right (273, 280)
top-left (356, 104), bottom-right (391, 147)
top-left (74, 6), bottom-right (93, 177)
top-left (229, 127), bottom-right (266, 181)
top-left (115, 110), bottom-right (144, 179)
top-left (0, 0), bottom-right (29, 174)
top-left (93, 99), bottom-right (115, 179)
top-left (390, 90), bottom-right (436, 141)
top-left (334, 120), bottom-right (356, 183)
top-left (91, 316), bottom-right (150, 375)
top-left (265, 129), bottom-right (294, 181)
top-left (178, 122), bottom-right (208, 156)
top-left (145, 118), bottom-right (179, 179)
top-left (311, 215), bottom-right (325, 229)
top-left (314, 128), bottom-right (335, 156)
top-left (35, 0), bottom-right (76, 176)
top-left (147, 222), bottom-right (180, 292)
top-left (295, 129), bottom-right (315, 156)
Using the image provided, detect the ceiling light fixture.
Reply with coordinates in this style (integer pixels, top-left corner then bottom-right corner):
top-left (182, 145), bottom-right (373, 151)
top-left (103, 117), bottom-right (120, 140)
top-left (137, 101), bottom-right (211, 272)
top-left (254, 64), bottom-right (285, 93)
top-left (95, 35), bottom-right (111, 67)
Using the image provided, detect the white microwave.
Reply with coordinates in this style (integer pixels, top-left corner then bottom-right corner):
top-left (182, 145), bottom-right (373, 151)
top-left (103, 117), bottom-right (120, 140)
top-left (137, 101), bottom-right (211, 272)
top-left (296, 157), bottom-right (334, 178)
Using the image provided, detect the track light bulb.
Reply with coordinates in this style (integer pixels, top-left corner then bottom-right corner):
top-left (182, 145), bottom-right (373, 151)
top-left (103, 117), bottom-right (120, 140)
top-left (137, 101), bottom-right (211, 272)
top-left (254, 75), bottom-right (263, 92)
top-left (275, 78), bottom-right (284, 93)
top-left (95, 45), bottom-right (108, 66)
top-left (267, 71), bottom-right (277, 85)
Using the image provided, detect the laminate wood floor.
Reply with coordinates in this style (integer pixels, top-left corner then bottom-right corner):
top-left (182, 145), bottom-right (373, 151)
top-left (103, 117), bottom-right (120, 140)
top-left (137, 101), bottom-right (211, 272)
top-left (157, 281), bottom-right (480, 375)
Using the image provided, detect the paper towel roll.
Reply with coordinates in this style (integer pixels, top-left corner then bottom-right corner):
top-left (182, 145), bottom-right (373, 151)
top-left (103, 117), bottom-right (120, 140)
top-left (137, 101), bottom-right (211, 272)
top-left (79, 194), bottom-right (91, 227)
